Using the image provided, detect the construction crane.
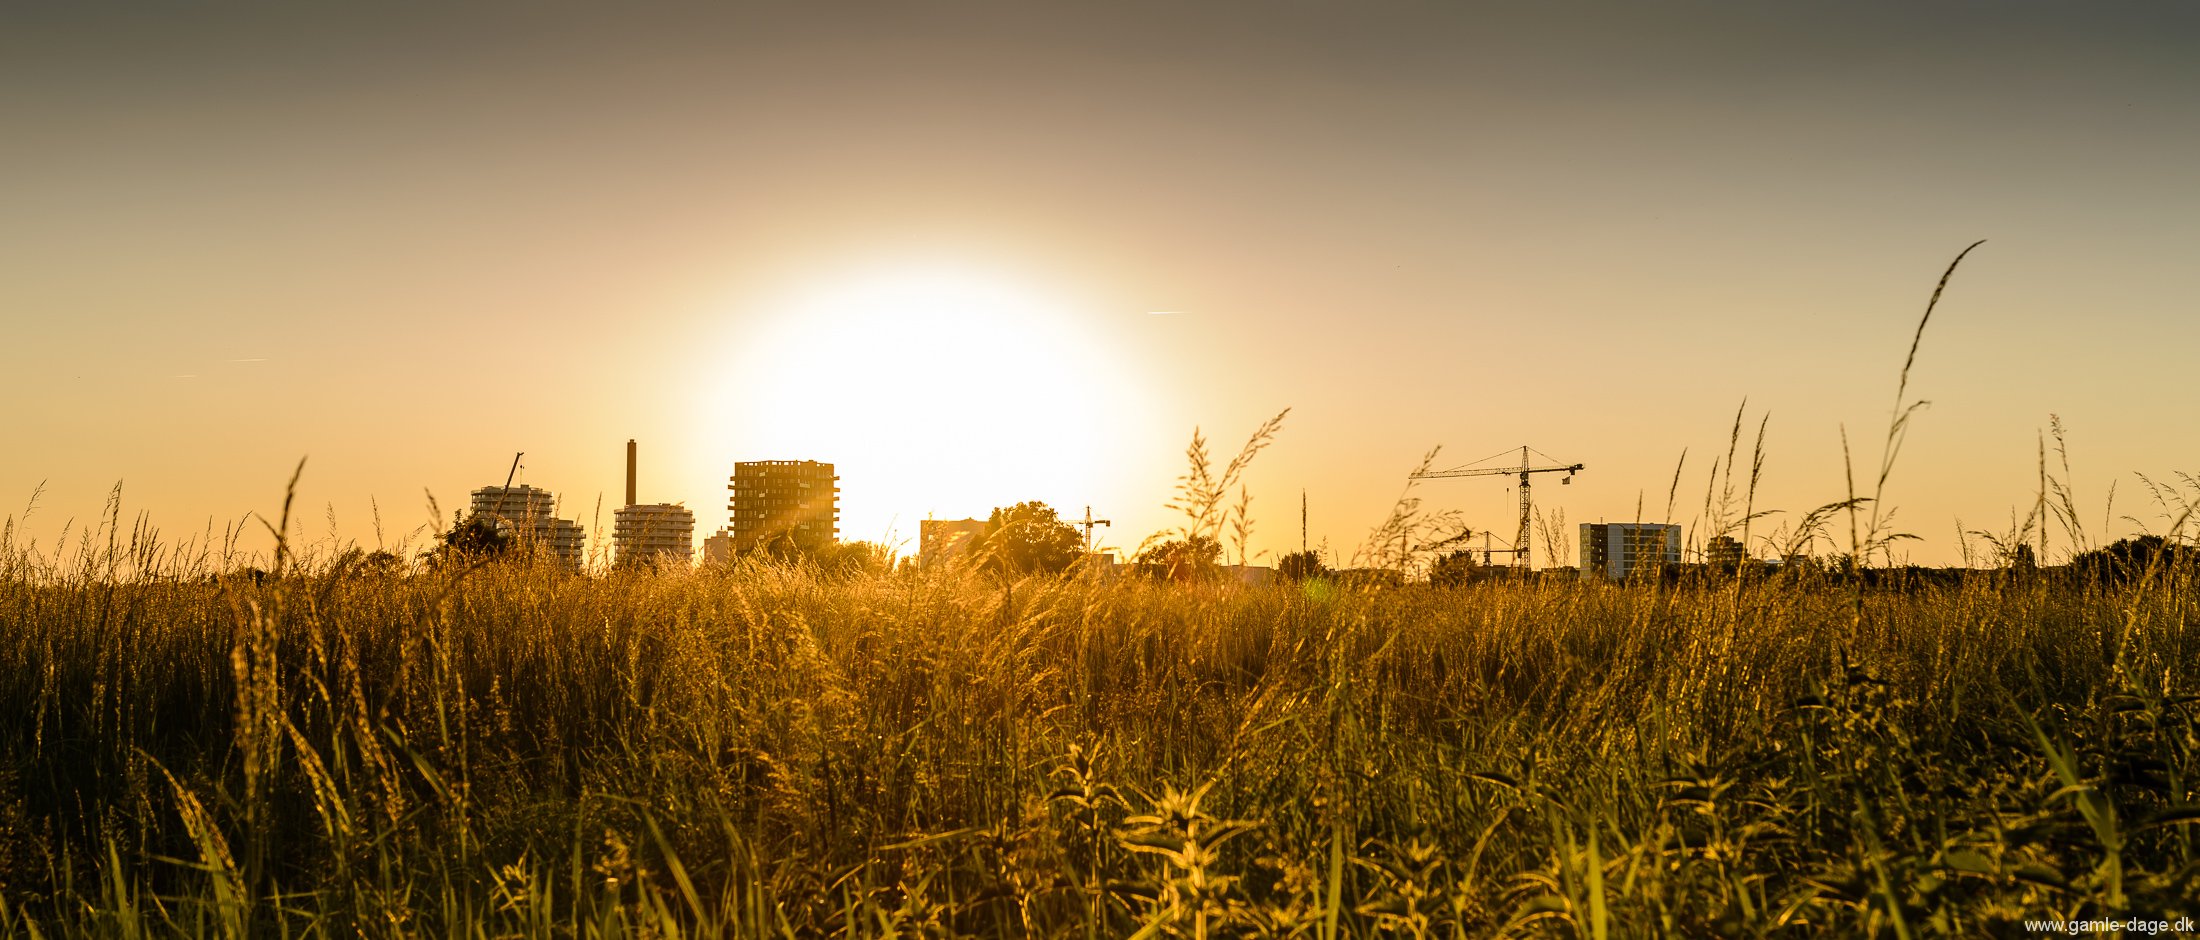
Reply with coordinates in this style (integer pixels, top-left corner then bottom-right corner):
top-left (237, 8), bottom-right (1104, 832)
top-left (1475, 530), bottom-right (1521, 567)
top-left (1075, 506), bottom-right (1111, 553)
top-left (1411, 446), bottom-right (1582, 570)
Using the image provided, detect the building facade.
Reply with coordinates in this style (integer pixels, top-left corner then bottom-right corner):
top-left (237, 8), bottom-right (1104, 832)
top-left (613, 503), bottom-right (695, 567)
top-left (1707, 535), bottom-right (1748, 569)
top-left (1578, 522), bottom-right (1682, 580)
top-left (701, 530), bottom-right (736, 566)
top-left (727, 460), bottom-right (839, 551)
top-left (919, 518), bottom-right (988, 566)
top-left (468, 485), bottom-right (587, 571)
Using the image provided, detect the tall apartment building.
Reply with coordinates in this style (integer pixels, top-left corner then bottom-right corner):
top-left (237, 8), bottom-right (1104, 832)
top-left (1578, 522), bottom-right (1681, 580)
top-left (613, 439), bottom-right (694, 568)
top-left (613, 503), bottom-right (695, 567)
top-left (727, 460), bottom-right (839, 551)
top-left (467, 485), bottom-right (587, 571)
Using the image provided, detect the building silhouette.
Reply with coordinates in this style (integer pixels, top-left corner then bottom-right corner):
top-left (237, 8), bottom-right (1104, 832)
top-left (919, 517), bottom-right (987, 566)
top-left (467, 484), bottom-right (587, 571)
top-left (701, 530), bottom-right (736, 566)
top-left (613, 439), bottom-right (694, 568)
top-left (1707, 535), bottom-right (1748, 570)
top-left (1578, 522), bottom-right (1681, 580)
top-left (613, 503), bottom-right (695, 567)
top-left (727, 460), bottom-right (839, 551)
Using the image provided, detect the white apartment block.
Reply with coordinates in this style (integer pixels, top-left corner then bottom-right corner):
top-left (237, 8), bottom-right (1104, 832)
top-left (1578, 522), bottom-right (1681, 580)
top-left (467, 485), bottom-right (587, 571)
top-left (614, 503), bottom-right (695, 568)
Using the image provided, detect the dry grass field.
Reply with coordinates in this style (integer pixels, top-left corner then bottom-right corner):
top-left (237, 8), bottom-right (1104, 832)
top-left (2, 247), bottom-right (2191, 937)
top-left (0, 522), bottom-right (2194, 937)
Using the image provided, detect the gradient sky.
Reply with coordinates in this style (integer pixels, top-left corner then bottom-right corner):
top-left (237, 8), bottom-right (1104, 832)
top-left (6, 2), bottom-right (2197, 568)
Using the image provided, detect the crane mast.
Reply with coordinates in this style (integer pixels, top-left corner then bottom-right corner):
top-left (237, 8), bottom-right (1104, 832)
top-left (1411, 445), bottom-right (1582, 570)
top-left (1075, 506), bottom-right (1111, 553)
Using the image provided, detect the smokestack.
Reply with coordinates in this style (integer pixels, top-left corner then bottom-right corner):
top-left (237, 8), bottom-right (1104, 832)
top-left (625, 439), bottom-right (637, 507)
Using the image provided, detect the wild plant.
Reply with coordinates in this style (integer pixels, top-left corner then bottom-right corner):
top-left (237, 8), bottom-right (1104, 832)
top-left (5, 246), bottom-right (2199, 937)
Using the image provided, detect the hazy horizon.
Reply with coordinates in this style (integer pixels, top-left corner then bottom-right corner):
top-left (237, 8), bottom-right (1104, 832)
top-left (7, 2), bottom-right (2198, 568)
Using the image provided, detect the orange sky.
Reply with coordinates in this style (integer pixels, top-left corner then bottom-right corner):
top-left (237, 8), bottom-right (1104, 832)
top-left (5, 3), bottom-right (2198, 569)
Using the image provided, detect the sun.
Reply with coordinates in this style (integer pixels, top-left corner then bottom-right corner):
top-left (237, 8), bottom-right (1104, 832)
top-left (702, 260), bottom-right (1150, 547)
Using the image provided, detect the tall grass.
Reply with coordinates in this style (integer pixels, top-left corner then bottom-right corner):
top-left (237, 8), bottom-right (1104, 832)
top-left (1, 519), bottom-right (2194, 936)
top-left (5, 246), bottom-right (2196, 936)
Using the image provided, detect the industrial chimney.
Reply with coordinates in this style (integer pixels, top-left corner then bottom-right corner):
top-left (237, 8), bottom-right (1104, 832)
top-left (625, 439), bottom-right (637, 507)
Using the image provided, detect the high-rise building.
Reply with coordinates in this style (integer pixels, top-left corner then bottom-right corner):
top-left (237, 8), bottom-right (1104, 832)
top-left (467, 485), bottom-right (587, 571)
top-left (727, 460), bottom-right (839, 551)
top-left (614, 503), bottom-right (695, 567)
top-left (614, 438), bottom-right (693, 568)
top-left (1578, 523), bottom-right (1681, 580)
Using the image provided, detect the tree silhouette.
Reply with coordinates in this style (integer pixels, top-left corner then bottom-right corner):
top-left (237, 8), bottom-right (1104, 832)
top-left (1277, 550), bottom-right (1326, 582)
top-left (334, 546), bottom-right (407, 577)
top-left (1428, 549), bottom-right (1479, 587)
top-left (424, 514), bottom-right (512, 568)
top-left (2069, 535), bottom-right (2191, 584)
top-left (974, 502), bottom-right (1083, 576)
top-left (359, 549), bottom-right (406, 576)
top-left (1136, 535), bottom-right (1222, 582)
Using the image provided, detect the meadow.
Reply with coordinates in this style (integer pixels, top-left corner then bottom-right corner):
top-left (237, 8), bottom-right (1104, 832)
top-left (0, 520), bottom-right (2194, 937)
top-left (4, 248), bottom-right (2196, 937)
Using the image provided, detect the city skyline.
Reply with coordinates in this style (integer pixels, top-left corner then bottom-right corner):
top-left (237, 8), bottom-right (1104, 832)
top-left (6, 3), bottom-right (2198, 568)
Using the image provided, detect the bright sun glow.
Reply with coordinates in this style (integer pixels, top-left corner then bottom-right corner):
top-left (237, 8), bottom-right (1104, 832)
top-left (704, 261), bottom-right (1151, 548)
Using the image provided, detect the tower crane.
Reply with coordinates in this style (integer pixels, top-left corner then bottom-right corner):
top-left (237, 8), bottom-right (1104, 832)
top-left (1411, 446), bottom-right (1582, 570)
top-left (1074, 506), bottom-right (1112, 553)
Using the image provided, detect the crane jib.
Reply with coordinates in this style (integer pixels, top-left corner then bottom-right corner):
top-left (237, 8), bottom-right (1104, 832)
top-left (1406, 445), bottom-right (1583, 569)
